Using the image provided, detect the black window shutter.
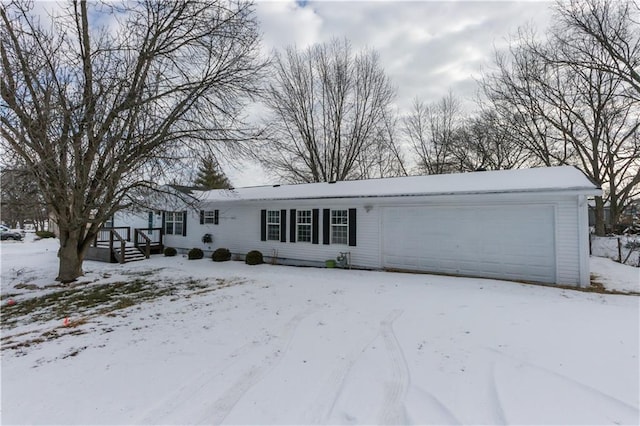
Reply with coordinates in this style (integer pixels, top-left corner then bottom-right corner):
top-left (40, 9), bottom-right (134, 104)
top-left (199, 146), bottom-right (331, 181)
top-left (348, 208), bottom-right (357, 246)
top-left (260, 210), bottom-right (267, 241)
top-left (280, 209), bottom-right (287, 242)
top-left (214, 210), bottom-right (219, 225)
top-left (199, 210), bottom-right (204, 225)
top-left (312, 209), bottom-right (319, 244)
top-left (290, 209), bottom-right (296, 243)
top-left (323, 209), bottom-right (330, 245)
top-left (161, 211), bottom-right (166, 233)
top-left (182, 210), bottom-right (188, 236)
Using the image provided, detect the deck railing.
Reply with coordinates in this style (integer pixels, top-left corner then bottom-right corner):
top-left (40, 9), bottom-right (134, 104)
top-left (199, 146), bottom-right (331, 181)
top-left (95, 226), bottom-right (131, 244)
top-left (134, 227), bottom-right (163, 256)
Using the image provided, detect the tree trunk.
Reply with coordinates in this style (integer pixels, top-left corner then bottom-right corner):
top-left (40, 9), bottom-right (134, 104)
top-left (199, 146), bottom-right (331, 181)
top-left (594, 195), bottom-right (606, 236)
top-left (56, 229), bottom-right (85, 283)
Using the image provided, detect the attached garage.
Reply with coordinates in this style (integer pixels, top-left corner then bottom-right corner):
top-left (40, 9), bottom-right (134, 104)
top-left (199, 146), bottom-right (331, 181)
top-left (184, 166), bottom-right (601, 287)
top-left (382, 204), bottom-right (557, 283)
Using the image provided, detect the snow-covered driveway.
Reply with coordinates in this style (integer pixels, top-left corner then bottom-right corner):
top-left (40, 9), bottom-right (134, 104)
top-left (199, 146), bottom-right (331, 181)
top-left (1, 238), bottom-right (638, 424)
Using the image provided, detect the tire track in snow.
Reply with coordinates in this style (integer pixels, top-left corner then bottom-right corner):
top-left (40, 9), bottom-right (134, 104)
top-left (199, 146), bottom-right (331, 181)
top-left (305, 309), bottom-right (410, 425)
top-left (377, 309), bottom-right (410, 425)
top-left (201, 306), bottom-right (318, 425)
top-left (133, 339), bottom-right (260, 424)
top-left (409, 385), bottom-right (461, 425)
top-left (305, 326), bottom-right (382, 424)
top-left (489, 362), bottom-right (508, 425)
top-left (487, 346), bottom-right (639, 416)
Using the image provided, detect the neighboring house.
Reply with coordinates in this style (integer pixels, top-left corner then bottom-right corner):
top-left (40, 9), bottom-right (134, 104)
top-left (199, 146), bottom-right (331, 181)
top-left (587, 200), bottom-right (611, 228)
top-left (109, 166), bottom-right (600, 287)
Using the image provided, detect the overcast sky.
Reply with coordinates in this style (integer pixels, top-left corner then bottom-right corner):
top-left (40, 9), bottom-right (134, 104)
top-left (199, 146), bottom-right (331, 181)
top-left (228, 0), bottom-right (554, 186)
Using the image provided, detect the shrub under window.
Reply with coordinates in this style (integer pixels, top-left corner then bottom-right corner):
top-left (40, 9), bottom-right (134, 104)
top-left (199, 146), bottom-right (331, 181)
top-left (245, 250), bottom-right (264, 265)
top-left (212, 248), bottom-right (231, 262)
top-left (188, 248), bottom-right (204, 260)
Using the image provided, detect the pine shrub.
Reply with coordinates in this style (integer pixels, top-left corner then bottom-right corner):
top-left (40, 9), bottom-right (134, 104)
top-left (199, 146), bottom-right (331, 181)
top-left (245, 250), bottom-right (263, 265)
top-left (212, 248), bottom-right (231, 262)
top-left (35, 230), bottom-right (56, 239)
top-left (188, 248), bottom-right (204, 260)
top-left (164, 247), bottom-right (177, 257)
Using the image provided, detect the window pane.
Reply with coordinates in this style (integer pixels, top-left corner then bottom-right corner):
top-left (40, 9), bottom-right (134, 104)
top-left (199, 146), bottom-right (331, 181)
top-left (332, 226), bottom-right (348, 244)
top-left (267, 210), bottom-right (280, 224)
top-left (267, 224), bottom-right (280, 240)
top-left (298, 210), bottom-right (311, 224)
top-left (331, 210), bottom-right (348, 225)
top-left (266, 210), bottom-right (280, 240)
top-left (204, 211), bottom-right (215, 224)
top-left (296, 210), bottom-right (312, 242)
top-left (174, 222), bottom-right (183, 235)
top-left (297, 224), bottom-right (311, 242)
top-left (331, 210), bottom-right (348, 244)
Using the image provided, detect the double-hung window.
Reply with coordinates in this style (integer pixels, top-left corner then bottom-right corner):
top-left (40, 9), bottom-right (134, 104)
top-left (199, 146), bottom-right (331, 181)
top-left (267, 210), bottom-right (280, 241)
top-left (296, 210), bottom-right (312, 242)
top-left (331, 210), bottom-right (348, 244)
top-left (203, 211), bottom-right (215, 224)
top-left (165, 211), bottom-right (184, 235)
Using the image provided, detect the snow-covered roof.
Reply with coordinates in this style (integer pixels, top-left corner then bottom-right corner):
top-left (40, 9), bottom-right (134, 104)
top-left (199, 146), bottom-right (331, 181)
top-left (197, 166), bottom-right (600, 203)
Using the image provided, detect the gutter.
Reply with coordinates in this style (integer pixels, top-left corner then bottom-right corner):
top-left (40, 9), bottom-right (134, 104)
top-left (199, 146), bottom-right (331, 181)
top-left (197, 186), bottom-right (602, 204)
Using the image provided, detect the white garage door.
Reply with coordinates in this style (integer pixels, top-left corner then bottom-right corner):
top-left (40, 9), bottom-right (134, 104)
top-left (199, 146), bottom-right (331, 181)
top-left (382, 204), bottom-right (556, 283)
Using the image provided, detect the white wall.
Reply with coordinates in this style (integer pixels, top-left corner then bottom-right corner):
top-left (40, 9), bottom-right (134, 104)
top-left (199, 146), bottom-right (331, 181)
top-left (161, 192), bottom-right (589, 286)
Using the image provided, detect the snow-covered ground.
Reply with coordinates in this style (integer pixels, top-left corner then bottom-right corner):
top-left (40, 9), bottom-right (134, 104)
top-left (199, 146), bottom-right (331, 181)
top-left (591, 234), bottom-right (640, 267)
top-left (1, 237), bottom-right (638, 425)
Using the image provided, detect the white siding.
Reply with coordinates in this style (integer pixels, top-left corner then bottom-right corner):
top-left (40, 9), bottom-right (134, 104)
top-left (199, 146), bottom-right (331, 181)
top-left (555, 199), bottom-right (580, 285)
top-left (161, 192), bottom-right (587, 286)
top-left (114, 211), bottom-right (152, 230)
top-left (167, 200), bottom-right (382, 268)
top-left (381, 203), bottom-right (556, 283)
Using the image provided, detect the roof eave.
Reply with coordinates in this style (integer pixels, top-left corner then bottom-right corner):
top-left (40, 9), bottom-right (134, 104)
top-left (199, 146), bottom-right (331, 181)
top-left (200, 186), bottom-right (602, 204)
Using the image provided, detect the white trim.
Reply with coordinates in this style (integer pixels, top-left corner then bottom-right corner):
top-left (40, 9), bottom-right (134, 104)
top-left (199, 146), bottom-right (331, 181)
top-left (577, 195), bottom-right (590, 287)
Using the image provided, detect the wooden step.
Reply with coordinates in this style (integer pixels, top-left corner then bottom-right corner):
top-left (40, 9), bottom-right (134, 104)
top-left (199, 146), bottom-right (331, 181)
top-left (113, 246), bottom-right (147, 263)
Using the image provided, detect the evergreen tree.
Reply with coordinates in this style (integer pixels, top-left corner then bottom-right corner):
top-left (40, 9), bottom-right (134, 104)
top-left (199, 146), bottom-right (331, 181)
top-left (194, 157), bottom-right (232, 189)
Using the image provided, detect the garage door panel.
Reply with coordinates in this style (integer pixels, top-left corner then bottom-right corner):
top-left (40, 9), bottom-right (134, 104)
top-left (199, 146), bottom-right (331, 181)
top-left (382, 205), bottom-right (556, 283)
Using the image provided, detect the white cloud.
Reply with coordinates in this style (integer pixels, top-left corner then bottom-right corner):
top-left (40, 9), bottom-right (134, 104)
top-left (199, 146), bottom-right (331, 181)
top-left (255, 0), bottom-right (552, 111)
top-left (256, 0), bottom-right (324, 51)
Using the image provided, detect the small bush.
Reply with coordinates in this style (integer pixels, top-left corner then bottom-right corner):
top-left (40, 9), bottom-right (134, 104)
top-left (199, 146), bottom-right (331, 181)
top-left (35, 230), bottom-right (56, 239)
top-left (188, 248), bottom-right (204, 260)
top-left (245, 250), bottom-right (264, 265)
top-left (164, 247), bottom-right (177, 257)
top-left (212, 248), bottom-right (231, 262)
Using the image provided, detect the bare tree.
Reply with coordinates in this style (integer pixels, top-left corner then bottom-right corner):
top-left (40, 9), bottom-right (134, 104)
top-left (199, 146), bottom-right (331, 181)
top-left (552, 0), bottom-right (640, 100)
top-left (453, 109), bottom-right (531, 172)
top-left (356, 110), bottom-right (408, 179)
top-left (402, 92), bottom-right (463, 175)
top-left (257, 38), bottom-right (401, 183)
top-left (0, 0), bottom-right (265, 282)
top-left (1, 165), bottom-right (48, 230)
top-left (481, 40), bottom-right (575, 167)
top-left (481, 23), bottom-right (640, 235)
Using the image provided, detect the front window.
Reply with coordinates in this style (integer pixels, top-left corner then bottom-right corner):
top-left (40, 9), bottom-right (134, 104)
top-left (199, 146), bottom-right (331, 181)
top-left (331, 210), bottom-right (348, 244)
top-left (165, 212), bottom-right (184, 235)
top-left (267, 210), bottom-right (280, 241)
top-left (296, 210), bottom-right (312, 242)
top-left (203, 211), bottom-right (215, 224)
